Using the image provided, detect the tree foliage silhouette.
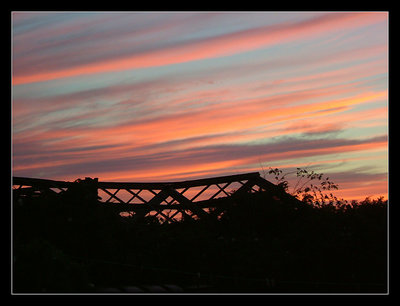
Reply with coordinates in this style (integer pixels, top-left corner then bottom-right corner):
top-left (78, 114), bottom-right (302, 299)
top-left (262, 166), bottom-right (351, 206)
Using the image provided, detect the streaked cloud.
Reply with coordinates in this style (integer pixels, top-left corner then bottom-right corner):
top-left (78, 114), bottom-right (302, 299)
top-left (13, 12), bottom-right (386, 85)
top-left (12, 11), bottom-right (388, 200)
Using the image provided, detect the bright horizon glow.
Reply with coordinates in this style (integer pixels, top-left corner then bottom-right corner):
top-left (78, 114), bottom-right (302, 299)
top-left (12, 11), bottom-right (388, 201)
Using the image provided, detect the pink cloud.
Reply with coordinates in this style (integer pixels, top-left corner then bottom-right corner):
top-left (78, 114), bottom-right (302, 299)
top-left (13, 12), bottom-right (386, 85)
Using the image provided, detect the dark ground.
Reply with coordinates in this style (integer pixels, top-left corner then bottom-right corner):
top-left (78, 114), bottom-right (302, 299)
top-left (12, 189), bottom-right (388, 294)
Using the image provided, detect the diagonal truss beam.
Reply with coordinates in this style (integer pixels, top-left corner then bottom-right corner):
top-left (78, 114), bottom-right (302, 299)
top-left (100, 188), bottom-right (125, 204)
top-left (210, 182), bottom-right (232, 200)
top-left (166, 187), bottom-right (211, 220)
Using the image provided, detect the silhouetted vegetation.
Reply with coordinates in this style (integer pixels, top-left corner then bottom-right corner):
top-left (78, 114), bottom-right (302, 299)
top-left (12, 172), bottom-right (387, 293)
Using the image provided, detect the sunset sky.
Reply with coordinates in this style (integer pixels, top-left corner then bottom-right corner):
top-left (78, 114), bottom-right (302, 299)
top-left (12, 11), bottom-right (388, 201)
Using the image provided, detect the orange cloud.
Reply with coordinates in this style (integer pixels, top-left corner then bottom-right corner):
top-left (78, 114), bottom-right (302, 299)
top-left (13, 12), bottom-right (386, 85)
top-left (334, 180), bottom-right (388, 201)
top-left (13, 89), bottom-right (386, 166)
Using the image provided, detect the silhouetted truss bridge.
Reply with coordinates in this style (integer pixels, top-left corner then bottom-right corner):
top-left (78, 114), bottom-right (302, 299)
top-left (13, 172), bottom-right (298, 223)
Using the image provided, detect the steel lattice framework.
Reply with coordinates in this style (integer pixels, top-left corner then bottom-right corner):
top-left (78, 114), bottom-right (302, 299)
top-left (13, 172), bottom-right (296, 223)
